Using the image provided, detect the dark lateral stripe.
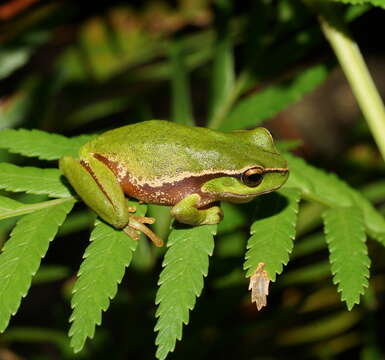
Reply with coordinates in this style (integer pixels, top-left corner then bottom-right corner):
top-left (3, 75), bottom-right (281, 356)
top-left (80, 160), bottom-right (116, 208)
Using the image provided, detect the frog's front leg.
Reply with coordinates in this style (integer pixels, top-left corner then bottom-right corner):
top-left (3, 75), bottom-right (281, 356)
top-left (59, 154), bottom-right (163, 247)
top-left (170, 194), bottom-right (223, 226)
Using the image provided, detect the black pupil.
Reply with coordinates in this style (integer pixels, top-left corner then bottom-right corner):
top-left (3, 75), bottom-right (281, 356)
top-left (248, 173), bottom-right (262, 184)
top-left (244, 172), bottom-right (263, 186)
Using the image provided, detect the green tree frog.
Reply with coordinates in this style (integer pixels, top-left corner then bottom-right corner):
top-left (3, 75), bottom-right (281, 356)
top-left (59, 120), bottom-right (288, 247)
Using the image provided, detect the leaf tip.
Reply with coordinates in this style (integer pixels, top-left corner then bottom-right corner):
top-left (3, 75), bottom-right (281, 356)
top-left (346, 300), bottom-right (357, 311)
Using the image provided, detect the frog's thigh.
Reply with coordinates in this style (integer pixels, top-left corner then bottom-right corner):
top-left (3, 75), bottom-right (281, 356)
top-left (171, 194), bottom-right (223, 226)
top-left (59, 154), bottom-right (129, 228)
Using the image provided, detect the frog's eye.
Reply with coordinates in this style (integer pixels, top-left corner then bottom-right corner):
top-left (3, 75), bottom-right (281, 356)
top-left (242, 168), bottom-right (264, 187)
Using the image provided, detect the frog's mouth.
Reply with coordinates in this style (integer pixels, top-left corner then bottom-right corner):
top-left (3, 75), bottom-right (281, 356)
top-left (220, 184), bottom-right (284, 203)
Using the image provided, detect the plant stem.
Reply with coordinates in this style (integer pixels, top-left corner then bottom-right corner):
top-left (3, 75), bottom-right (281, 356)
top-left (317, 8), bottom-right (385, 161)
top-left (0, 197), bottom-right (75, 221)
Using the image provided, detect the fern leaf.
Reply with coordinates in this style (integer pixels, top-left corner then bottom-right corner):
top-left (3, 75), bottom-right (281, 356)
top-left (285, 153), bottom-right (353, 207)
top-left (349, 190), bottom-right (385, 242)
top-left (0, 200), bottom-right (74, 331)
top-left (0, 129), bottom-right (94, 160)
top-left (221, 64), bottom-right (329, 130)
top-left (0, 196), bottom-right (23, 213)
top-left (154, 225), bottom-right (216, 360)
top-left (69, 220), bottom-right (138, 352)
top-left (244, 188), bottom-right (301, 281)
top-left (322, 206), bottom-right (370, 310)
top-left (0, 163), bottom-right (71, 198)
top-left (285, 153), bottom-right (385, 240)
top-left (0, 197), bottom-right (74, 221)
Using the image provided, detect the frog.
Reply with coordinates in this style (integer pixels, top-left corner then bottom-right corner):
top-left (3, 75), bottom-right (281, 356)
top-left (59, 120), bottom-right (289, 247)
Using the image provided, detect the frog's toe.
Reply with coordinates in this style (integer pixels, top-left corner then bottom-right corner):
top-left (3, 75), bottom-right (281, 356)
top-left (202, 206), bottom-right (223, 225)
top-left (125, 215), bottom-right (164, 247)
top-left (123, 226), bottom-right (140, 241)
top-left (130, 214), bottom-right (156, 224)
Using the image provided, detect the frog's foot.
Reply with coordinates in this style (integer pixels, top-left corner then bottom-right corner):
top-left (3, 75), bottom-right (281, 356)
top-left (123, 214), bottom-right (164, 247)
top-left (171, 194), bottom-right (224, 225)
top-left (200, 205), bottom-right (223, 225)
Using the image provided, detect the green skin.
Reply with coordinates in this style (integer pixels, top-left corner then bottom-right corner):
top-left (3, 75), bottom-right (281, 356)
top-left (59, 120), bottom-right (289, 246)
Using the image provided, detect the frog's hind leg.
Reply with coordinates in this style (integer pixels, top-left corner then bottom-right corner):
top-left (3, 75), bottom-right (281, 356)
top-left (59, 154), bottom-right (163, 247)
top-left (60, 154), bottom-right (129, 228)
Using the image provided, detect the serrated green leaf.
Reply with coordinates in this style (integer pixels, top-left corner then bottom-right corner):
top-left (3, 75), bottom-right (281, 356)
top-left (69, 220), bottom-right (138, 353)
top-left (0, 196), bottom-right (23, 213)
top-left (0, 196), bottom-right (74, 220)
top-left (0, 129), bottom-right (94, 160)
top-left (221, 64), bottom-right (329, 131)
top-left (244, 188), bottom-right (301, 280)
top-left (154, 225), bottom-right (216, 360)
top-left (0, 163), bottom-right (71, 198)
top-left (285, 153), bottom-right (353, 207)
top-left (285, 153), bottom-right (385, 239)
top-left (0, 200), bottom-right (74, 331)
top-left (349, 190), bottom-right (385, 241)
top-left (332, 0), bottom-right (385, 10)
top-left (322, 206), bottom-right (370, 310)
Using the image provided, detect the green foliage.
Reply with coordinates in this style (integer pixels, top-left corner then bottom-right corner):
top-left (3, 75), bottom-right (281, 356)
top-left (69, 219), bottom-right (138, 352)
top-left (0, 50), bottom-right (30, 80)
top-left (331, 0), bottom-right (385, 9)
top-left (0, 195), bottom-right (24, 214)
top-left (0, 163), bottom-right (71, 198)
top-left (282, 153), bottom-right (385, 309)
top-left (0, 69), bottom-right (384, 358)
top-left (285, 153), bottom-right (353, 207)
top-left (0, 129), bottom-right (94, 160)
top-left (279, 310), bottom-right (361, 345)
top-left (322, 207), bottom-right (370, 310)
top-left (207, 1), bottom-right (235, 124)
top-left (244, 188), bottom-right (301, 281)
top-left (0, 200), bottom-right (74, 331)
top-left (221, 64), bottom-right (330, 131)
top-left (0, 196), bottom-right (73, 221)
top-left (170, 43), bottom-right (194, 126)
top-left (0, 1), bottom-right (384, 358)
top-left (155, 225), bottom-right (216, 360)
top-left (285, 153), bottom-right (385, 238)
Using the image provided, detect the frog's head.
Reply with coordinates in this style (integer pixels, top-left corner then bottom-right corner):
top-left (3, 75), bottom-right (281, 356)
top-left (201, 127), bottom-right (289, 203)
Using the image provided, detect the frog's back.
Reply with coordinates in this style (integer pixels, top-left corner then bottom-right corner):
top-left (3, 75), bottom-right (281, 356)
top-left (82, 120), bottom-right (275, 181)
